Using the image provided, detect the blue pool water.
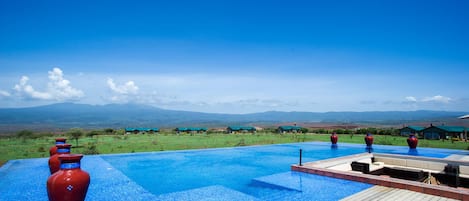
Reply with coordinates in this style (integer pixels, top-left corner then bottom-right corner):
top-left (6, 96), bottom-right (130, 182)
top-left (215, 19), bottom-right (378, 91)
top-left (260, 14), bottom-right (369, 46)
top-left (1, 142), bottom-right (468, 201)
top-left (101, 142), bottom-right (466, 199)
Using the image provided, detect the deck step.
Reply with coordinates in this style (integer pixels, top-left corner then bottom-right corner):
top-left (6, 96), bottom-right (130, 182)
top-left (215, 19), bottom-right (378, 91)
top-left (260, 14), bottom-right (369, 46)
top-left (250, 171), bottom-right (372, 201)
top-left (251, 172), bottom-right (304, 192)
top-left (248, 186), bottom-right (302, 201)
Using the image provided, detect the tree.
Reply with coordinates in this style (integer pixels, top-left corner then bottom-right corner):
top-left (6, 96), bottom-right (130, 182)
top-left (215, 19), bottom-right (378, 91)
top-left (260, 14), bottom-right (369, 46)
top-left (68, 128), bottom-right (83, 147)
top-left (333, 129), bottom-right (345, 134)
top-left (104, 128), bottom-right (114, 134)
top-left (16, 130), bottom-right (33, 142)
top-left (86, 130), bottom-right (100, 138)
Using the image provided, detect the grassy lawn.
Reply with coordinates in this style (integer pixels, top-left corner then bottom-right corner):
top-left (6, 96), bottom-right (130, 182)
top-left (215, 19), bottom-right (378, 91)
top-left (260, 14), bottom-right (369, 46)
top-left (1, 132), bottom-right (468, 167)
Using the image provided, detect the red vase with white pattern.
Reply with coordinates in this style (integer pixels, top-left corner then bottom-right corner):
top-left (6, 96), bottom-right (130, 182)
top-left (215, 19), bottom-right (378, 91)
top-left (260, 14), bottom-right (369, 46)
top-left (364, 133), bottom-right (374, 146)
top-left (49, 138), bottom-right (67, 156)
top-left (330, 133), bottom-right (338, 144)
top-left (47, 154), bottom-right (90, 201)
top-left (48, 144), bottom-right (71, 174)
top-left (407, 134), bottom-right (418, 149)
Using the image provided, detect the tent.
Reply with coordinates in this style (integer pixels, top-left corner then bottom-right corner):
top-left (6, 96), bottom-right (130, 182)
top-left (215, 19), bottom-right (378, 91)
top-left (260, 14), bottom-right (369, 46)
top-left (459, 114), bottom-right (469, 119)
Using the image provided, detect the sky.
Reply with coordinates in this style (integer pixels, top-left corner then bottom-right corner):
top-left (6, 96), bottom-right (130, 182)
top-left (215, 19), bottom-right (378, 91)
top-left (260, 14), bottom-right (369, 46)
top-left (0, 0), bottom-right (468, 114)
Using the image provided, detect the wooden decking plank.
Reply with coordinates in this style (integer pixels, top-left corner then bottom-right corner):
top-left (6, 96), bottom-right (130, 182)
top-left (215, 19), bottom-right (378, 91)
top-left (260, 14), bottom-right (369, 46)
top-left (375, 189), bottom-right (402, 201)
top-left (341, 188), bottom-right (375, 200)
top-left (420, 195), bottom-right (437, 201)
top-left (340, 186), bottom-right (459, 201)
top-left (360, 186), bottom-right (393, 201)
top-left (341, 186), bottom-right (390, 201)
top-left (382, 189), bottom-right (410, 201)
top-left (405, 191), bottom-right (430, 201)
top-left (399, 189), bottom-right (420, 200)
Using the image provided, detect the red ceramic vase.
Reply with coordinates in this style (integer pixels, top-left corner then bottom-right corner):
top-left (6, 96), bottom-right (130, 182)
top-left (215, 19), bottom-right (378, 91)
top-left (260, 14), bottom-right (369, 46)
top-left (364, 134), bottom-right (374, 146)
top-left (47, 154), bottom-right (90, 201)
top-left (407, 135), bottom-right (418, 149)
top-left (330, 133), bottom-right (338, 144)
top-left (49, 138), bottom-right (67, 156)
top-left (49, 144), bottom-right (72, 174)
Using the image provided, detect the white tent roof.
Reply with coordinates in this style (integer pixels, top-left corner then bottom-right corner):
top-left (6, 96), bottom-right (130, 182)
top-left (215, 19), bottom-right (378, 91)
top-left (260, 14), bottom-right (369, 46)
top-left (459, 114), bottom-right (469, 119)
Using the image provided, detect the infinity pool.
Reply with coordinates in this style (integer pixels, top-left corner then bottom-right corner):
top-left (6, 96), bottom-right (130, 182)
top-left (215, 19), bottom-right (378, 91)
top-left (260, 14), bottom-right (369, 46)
top-left (1, 142), bottom-right (467, 201)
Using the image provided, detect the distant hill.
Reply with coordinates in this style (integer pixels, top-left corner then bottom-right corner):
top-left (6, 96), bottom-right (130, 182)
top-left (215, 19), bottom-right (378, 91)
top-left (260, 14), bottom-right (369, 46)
top-left (0, 103), bottom-right (467, 132)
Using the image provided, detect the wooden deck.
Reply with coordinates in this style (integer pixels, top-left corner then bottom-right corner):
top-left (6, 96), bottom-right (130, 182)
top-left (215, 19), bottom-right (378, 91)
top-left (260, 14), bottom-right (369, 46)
top-left (292, 153), bottom-right (469, 200)
top-left (446, 154), bottom-right (469, 162)
top-left (340, 186), bottom-right (459, 201)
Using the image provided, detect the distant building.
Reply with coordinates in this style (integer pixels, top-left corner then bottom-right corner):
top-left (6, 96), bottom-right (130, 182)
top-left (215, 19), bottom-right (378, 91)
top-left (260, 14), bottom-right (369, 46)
top-left (125, 127), bottom-right (159, 134)
top-left (175, 127), bottom-right (207, 134)
top-left (459, 114), bottom-right (469, 119)
top-left (399, 126), bottom-right (425, 137)
top-left (278, 126), bottom-right (302, 133)
top-left (227, 126), bottom-right (256, 134)
top-left (421, 125), bottom-right (466, 140)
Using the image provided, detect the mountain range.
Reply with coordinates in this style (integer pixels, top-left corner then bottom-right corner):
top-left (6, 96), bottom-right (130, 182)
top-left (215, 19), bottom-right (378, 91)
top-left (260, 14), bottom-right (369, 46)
top-left (0, 103), bottom-right (467, 132)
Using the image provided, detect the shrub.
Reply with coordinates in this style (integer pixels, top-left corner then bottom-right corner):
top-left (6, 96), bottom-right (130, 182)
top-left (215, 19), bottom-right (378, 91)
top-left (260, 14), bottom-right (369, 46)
top-left (68, 128), bottom-right (83, 147)
top-left (104, 128), bottom-right (114, 134)
top-left (16, 130), bottom-right (33, 142)
top-left (37, 146), bottom-right (46, 153)
top-left (115, 129), bottom-right (125, 135)
top-left (36, 133), bottom-right (53, 138)
top-left (375, 137), bottom-right (393, 145)
top-left (83, 143), bottom-right (99, 155)
top-left (86, 131), bottom-right (100, 138)
top-left (333, 129), bottom-right (345, 134)
top-left (235, 139), bottom-right (246, 146)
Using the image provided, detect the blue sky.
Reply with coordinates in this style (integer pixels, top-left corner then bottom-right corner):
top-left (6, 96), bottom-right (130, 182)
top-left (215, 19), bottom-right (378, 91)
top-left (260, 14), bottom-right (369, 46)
top-left (0, 0), bottom-right (468, 113)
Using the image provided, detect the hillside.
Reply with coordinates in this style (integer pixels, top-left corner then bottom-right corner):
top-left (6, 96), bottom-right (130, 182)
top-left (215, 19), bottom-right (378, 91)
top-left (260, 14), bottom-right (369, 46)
top-left (0, 103), bottom-right (467, 132)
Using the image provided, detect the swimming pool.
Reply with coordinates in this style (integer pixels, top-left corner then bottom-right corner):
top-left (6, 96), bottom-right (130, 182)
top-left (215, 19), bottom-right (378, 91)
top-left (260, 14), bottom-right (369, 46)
top-left (0, 142), bottom-right (467, 201)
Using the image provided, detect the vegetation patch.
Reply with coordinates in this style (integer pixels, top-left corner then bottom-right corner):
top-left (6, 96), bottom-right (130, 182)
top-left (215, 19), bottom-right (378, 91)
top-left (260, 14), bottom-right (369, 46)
top-left (1, 128), bottom-right (469, 167)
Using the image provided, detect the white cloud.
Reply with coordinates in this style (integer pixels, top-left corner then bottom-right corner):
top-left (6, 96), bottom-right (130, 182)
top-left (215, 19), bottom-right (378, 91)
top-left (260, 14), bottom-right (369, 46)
top-left (13, 68), bottom-right (84, 101)
top-left (106, 78), bottom-right (139, 103)
top-left (95, 73), bottom-right (336, 113)
top-left (47, 68), bottom-right (84, 100)
top-left (422, 95), bottom-right (451, 103)
top-left (107, 78), bottom-right (139, 95)
top-left (404, 95), bottom-right (451, 103)
top-left (14, 76), bottom-right (53, 99)
top-left (0, 90), bottom-right (11, 97)
top-left (405, 96), bottom-right (417, 102)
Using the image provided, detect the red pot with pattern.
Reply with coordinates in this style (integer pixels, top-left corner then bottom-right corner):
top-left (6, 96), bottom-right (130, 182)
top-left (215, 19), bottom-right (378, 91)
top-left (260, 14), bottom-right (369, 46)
top-left (330, 133), bottom-right (338, 144)
top-left (407, 134), bottom-right (418, 149)
top-left (364, 133), bottom-right (374, 146)
top-left (48, 144), bottom-right (71, 174)
top-left (49, 138), bottom-right (67, 156)
top-left (47, 154), bottom-right (90, 201)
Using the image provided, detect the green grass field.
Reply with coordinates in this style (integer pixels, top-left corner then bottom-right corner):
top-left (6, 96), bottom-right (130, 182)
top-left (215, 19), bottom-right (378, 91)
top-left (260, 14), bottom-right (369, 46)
top-left (1, 132), bottom-right (468, 167)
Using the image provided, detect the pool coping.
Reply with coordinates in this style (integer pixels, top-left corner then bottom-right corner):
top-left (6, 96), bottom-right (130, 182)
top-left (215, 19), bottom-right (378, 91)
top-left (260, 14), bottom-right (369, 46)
top-left (291, 153), bottom-right (469, 200)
